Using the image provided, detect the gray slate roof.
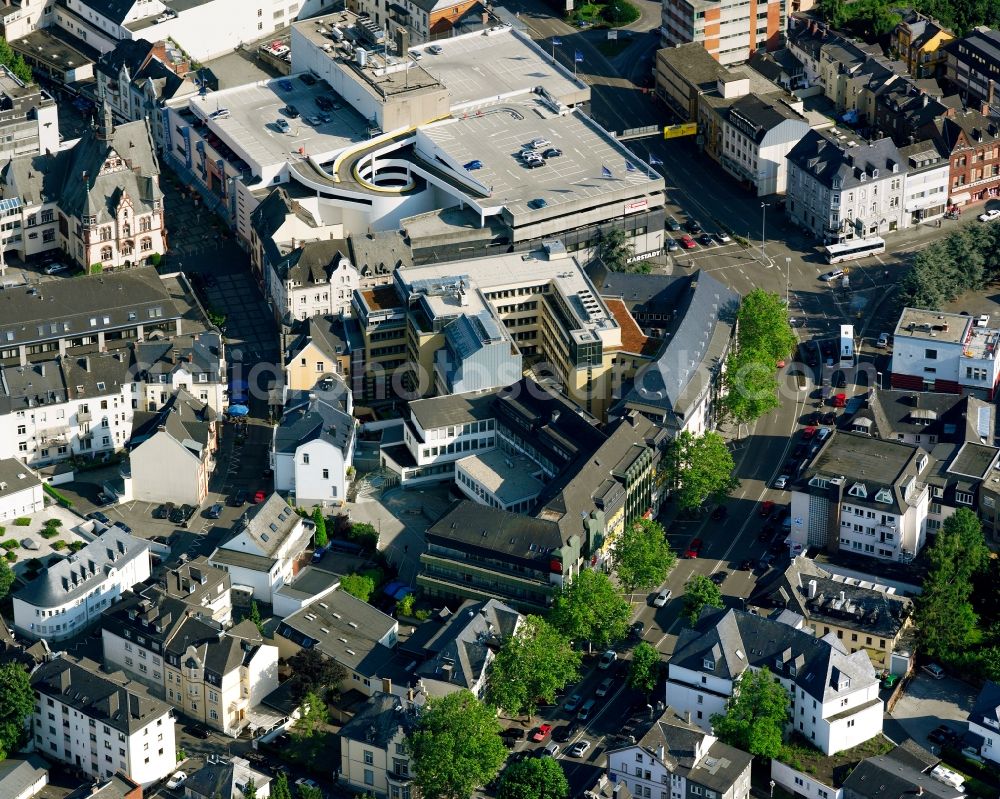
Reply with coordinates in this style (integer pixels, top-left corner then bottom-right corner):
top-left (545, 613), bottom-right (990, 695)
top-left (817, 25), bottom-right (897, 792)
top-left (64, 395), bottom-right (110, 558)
top-left (426, 499), bottom-right (567, 559)
top-left (130, 388), bottom-right (215, 458)
top-left (670, 608), bottom-right (879, 704)
top-left (133, 331), bottom-right (224, 383)
top-left (969, 680), bottom-right (1000, 730)
top-left (226, 493), bottom-right (304, 558)
top-left (338, 691), bottom-right (419, 748)
top-left (15, 528), bottom-right (149, 609)
top-left (274, 385), bottom-right (354, 454)
top-left (787, 131), bottom-right (903, 191)
top-left (842, 746), bottom-right (964, 799)
top-left (0, 458), bottom-right (41, 500)
top-left (277, 239), bottom-right (350, 285)
top-left (32, 655), bottom-right (171, 735)
top-left (185, 757), bottom-right (271, 799)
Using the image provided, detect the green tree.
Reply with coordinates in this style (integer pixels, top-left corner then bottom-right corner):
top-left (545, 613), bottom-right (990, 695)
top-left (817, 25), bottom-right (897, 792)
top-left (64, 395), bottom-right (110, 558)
top-left (248, 600), bottom-right (265, 636)
top-left (486, 615), bottom-right (581, 718)
top-left (497, 756), bottom-right (569, 799)
top-left (11, 53), bottom-right (30, 84)
top-left (721, 348), bottom-right (781, 425)
top-left (287, 648), bottom-right (347, 703)
top-left (340, 572), bottom-right (376, 602)
top-left (682, 574), bottom-right (723, 626)
top-left (597, 227), bottom-right (634, 272)
top-left (548, 569), bottom-right (630, 650)
top-left (312, 508), bottom-right (328, 548)
top-left (915, 508), bottom-right (990, 660)
top-left (297, 786), bottom-right (323, 799)
top-left (407, 690), bottom-right (508, 799)
top-left (611, 518), bottom-right (677, 594)
top-left (293, 690), bottom-right (329, 739)
top-left (710, 667), bottom-right (789, 758)
top-left (664, 431), bottom-right (739, 513)
top-left (735, 289), bottom-right (796, 363)
top-left (349, 521), bottom-right (379, 550)
top-left (0, 556), bottom-right (14, 600)
top-left (628, 642), bottom-right (662, 694)
top-left (817, 0), bottom-right (846, 26)
top-left (0, 662), bottom-right (34, 760)
top-left (271, 773), bottom-right (292, 799)
top-left (242, 778), bottom-right (257, 799)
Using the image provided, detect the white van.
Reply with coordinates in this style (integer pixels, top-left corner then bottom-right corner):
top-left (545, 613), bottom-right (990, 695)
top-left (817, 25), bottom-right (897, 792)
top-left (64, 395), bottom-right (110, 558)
top-left (578, 699), bottom-right (597, 721)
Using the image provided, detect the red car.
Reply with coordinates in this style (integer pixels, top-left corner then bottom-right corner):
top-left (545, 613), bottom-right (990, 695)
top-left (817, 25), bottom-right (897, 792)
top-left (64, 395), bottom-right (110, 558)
top-left (685, 538), bottom-right (702, 559)
top-left (252, 490), bottom-right (267, 503)
top-left (802, 425), bottom-right (817, 440)
top-left (531, 724), bottom-right (552, 742)
top-left (759, 500), bottom-right (775, 518)
top-left (678, 234), bottom-right (697, 249)
top-left (833, 393), bottom-right (847, 408)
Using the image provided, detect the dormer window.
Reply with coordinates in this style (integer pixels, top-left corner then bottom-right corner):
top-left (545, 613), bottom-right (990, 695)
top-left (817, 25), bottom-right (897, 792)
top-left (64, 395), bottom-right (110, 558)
top-left (875, 488), bottom-right (893, 504)
top-left (872, 169), bottom-right (879, 178)
top-left (703, 658), bottom-right (716, 671)
top-left (860, 172), bottom-right (867, 182)
top-left (848, 482), bottom-right (867, 498)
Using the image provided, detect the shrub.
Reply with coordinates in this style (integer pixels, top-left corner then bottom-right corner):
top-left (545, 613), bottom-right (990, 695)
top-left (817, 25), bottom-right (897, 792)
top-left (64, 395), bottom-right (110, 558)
top-left (45, 519), bottom-right (62, 529)
top-left (414, 609), bottom-right (431, 621)
top-left (43, 484), bottom-right (72, 508)
top-left (40, 527), bottom-right (59, 539)
top-left (69, 541), bottom-right (86, 553)
top-left (148, 252), bottom-right (162, 266)
top-left (5, 551), bottom-right (16, 562)
top-left (349, 522), bottom-right (379, 551)
top-left (397, 592), bottom-right (415, 617)
top-left (89, 263), bottom-right (103, 275)
top-left (51, 540), bottom-right (67, 551)
top-left (0, 539), bottom-right (18, 551)
top-left (12, 518), bottom-right (30, 526)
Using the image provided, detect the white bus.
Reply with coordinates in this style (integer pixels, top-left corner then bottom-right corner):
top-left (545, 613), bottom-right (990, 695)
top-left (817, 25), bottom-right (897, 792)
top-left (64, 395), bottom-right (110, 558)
top-left (824, 236), bottom-right (886, 264)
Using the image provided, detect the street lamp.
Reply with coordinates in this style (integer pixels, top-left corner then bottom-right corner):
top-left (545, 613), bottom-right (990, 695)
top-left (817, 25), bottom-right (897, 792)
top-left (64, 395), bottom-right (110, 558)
top-left (785, 256), bottom-right (791, 308)
top-left (770, 781), bottom-right (776, 798)
top-left (761, 202), bottom-right (769, 263)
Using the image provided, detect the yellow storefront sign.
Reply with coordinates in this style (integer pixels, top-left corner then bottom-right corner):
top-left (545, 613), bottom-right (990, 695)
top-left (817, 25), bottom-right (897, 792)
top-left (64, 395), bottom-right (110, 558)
top-left (663, 123), bottom-right (697, 139)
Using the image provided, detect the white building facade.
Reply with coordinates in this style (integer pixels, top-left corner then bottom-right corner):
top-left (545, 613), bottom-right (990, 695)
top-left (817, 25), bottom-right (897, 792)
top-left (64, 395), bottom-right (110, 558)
top-left (0, 459), bottom-right (44, 522)
top-left (899, 142), bottom-right (949, 228)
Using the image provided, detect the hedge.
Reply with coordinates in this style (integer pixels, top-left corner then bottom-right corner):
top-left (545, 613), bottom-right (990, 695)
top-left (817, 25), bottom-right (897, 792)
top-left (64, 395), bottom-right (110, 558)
top-left (0, 540), bottom-right (18, 551)
top-left (12, 517), bottom-right (30, 526)
top-left (43, 483), bottom-right (73, 507)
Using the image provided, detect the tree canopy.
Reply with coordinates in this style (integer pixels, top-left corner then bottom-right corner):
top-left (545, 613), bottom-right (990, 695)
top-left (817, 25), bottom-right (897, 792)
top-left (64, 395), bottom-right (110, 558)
top-left (736, 289), bottom-right (796, 363)
top-left (0, 662), bottom-right (34, 760)
top-left (340, 572), bottom-right (376, 602)
top-left (597, 228), bottom-right (634, 272)
top-left (548, 569), bottom-right (631, 649)
top-left (271, 773), bottom-right (293, 799)
top-left (486, 615), bottom-right (581, 718)
top-left (312, 508), bottom-right (328, 548)
top-left (682, 574), bottom-right (724, 626)
top-left (407, 690), bottom-right (508, 799)
top-left (664, 431), bottom-right (739, 513)
top-left (611, 518), bottom-right (677, 594)
top-left (497, 756), bottom-right (569, 799)
top-left (896, 224), bottom-right (1000, 311)
top-left (287, 648), bottom-right (348, 702)
top-left (710, 667), bottom-right (789, 758)
top-left (0, 556), bottom-right (14, 600)
top-left (293, 690), bottom-right (329, 739)
top-left (915, 508), bottom-right (989, 660)
top-left (628, 641), bottom-right (662, 694)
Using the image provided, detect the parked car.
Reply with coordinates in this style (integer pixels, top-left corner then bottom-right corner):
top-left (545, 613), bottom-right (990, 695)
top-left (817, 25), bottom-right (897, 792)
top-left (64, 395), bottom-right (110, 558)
top-left (927, 724), bottom-right (956, 745)
top-left (877, 332), bottom-right (890, 349)
top-left (275, 118), bottom-right (290, 133)
top-left (666, 216), bottom-right (681, 231)
top-left (305, 115), bottom-right (322, 126)
top-left (833, 392), bottom-right (847, 408)
top-left (542, 148), bottom-right (562, 158)
top-left (630, 621), bottom-right (645, 638)
top-left (168, 505), bottom-right (187, 524)
top-left (598, 650), bottom-right (618, 669)
top-left (166, 772), bottom-right (187, 789)
top-left (569, 740), bottom-right (592, 757)
top-left (185, 724), bottom-right (210, 740)
top-left (978, 208), bottom-right (1000, 222)
top-left (551, 724), bottom-right (574, 742)
top-left (759, 500), bottom-right (775, 518)
top-left (253, 490), bottom-right (267, 503)
top-left (710, 570), bottom-right (728, 585)
top-left (298, 73), bottom-right (317, 85)
top-left (282, 104), bottom-right (299, 118)
top-left (773, 475), bottom-right (789, 489)
top-left (295, 778), bottom-right (321, 792)
top-left (463, 160), bottom-right (483, 171)
top-left (205, 503), bottom-right (224, 519)
top-left (976, 314), bottom-right (990, 326)
top-left (316, 96), bottom-right (333, 110)
top-left (529, 138), bottom-right (551, 149)
top-left (112, 521), bottom-right (133, 535)
top-left (653, 589), bottom-right (672, 607)
top-left (44, 263), bottom-right (69, 275)
top-left (577, 698), bottom-right (597, 721)
top-left (922, 663), bottom-right (946, 679)
top-left (152, 503), bottom-right (172, 519)
top-left (714, 231), bottom-right (732, 243)
top-left (502, 727), bottom-right (526, 741)
top-left (802, 425), bottom-right (817, 440)
top-left (408, 49), bottom-right (423, 60)
top-left (596, 677), bottom-right (614, 697)
top-left (739, 559), bottom-right (754, 571)
top-left (228, 489), bottom-right (246, 507)
top-left (530, 724), bottom-right (552, 742)
top-left (819, 269), bottom-right (845, 282)
top-left (666, 238), bottom-right (680, 252)
top-left (678, 234), bottom-right (697, 249)
top-left (684, 538), bottom-right (702, 558)
top-left (685, 218), bottom-right (703, 233)
top-left (527, 198), bottom-right (548, 210)
top-left (428, 44), bottom-right (443, 54)
top-left (541, 742), bottom-right (560, 758)
top-left (821, 411), bottom-right (837, 425)
top-left (87, 511), bottom-right (111, 525)
top-left (698, 233), bottom-right (714, 246)
top-left (564, 693), bottom-right (584, 712)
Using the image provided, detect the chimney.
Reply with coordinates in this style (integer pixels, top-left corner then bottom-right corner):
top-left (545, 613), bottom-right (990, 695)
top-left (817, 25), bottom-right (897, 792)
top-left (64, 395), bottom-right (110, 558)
top-left (658, 744), bottom-right (665, 762)
top-left (108, 691), bottom-right (119, 717)
top-left (481, 10), bottom-right (489, 25)
top-left (382, 677), bottom-right (392, 694)
top-left (808, 579), bottom-right (818, 599)
top-left (59, 668), bottom-right (71, 692)
top-left (684, 710), bottom-right (691, 724)
top-left (82, 356), bottom-right (90, 372)
top-left (128, 694), bottom-right (140, 718)
top-left (39, 363), bottom-right (45, 377)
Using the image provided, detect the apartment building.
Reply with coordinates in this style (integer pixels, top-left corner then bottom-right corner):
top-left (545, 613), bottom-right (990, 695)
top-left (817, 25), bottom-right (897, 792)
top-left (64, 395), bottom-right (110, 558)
top-left (13, 529), bottom-right (151, 641)
top-left (132, 331), bottom-right (226, 414)
top-left (891, 308), bottom-right (1000, 397)
top-left (351, 286), bottom-right (409, 404)
top-left (338, 692), bottom-right (418, 799)
top-left (968, 681), bottom-right (1000, 765)
top-left (789, 432), bottom-right (931, 563)
top-left (899, 140), bottom-right (950, 225)
top-left (154, 556), bottom-right (233, 625)
top-left (184, 756), bottom-right (271, 799)
top-left (666, 609), bottom-right (883, 755)
top-left (265, 239), bottom-right (360, 325)
top-left (786, 131), bottom-right (905, 243)
top-left (1, 108), bottom-right (165, 270)
top-left (944, 27), bottom-right (1000, 114)
top-left (891, 11), bottom-right (953, 78)
top-left (660, 0), bottom-right (785, 66)
top-left (272, 380), bottom-right (357, 508)
top-left (284, 315), bottom-right (365, 394)
top-left (655, 43), bottom-right (727, 121)
top-left (0, 66), bottom-right (59, 162)
top-left (749, 557), bottom-right (914, 670)
top-left (31, 655), bottom-right (176, 787)
top-left (929, 107), bottom-right (1000, 208)
top-left (0, 458), bottom-right (44, 522)
top-left (606, 708), bottom-right (752, 799)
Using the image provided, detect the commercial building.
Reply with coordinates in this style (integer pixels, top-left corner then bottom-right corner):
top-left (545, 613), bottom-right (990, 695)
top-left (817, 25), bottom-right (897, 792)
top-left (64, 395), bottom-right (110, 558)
top-left (417, 499), bottom-right (583, 612)
top-left (749, 557), bottom-right (914, 670)
top-left (283, 315), bottom-right (364, 392)
top-left (788, 431), bottom-right (931, 563)
top-left (655, 43), bottom-right (727, 121)
top-left (338, 692), bottom-right (419, 799)
top-left (31, 655), bottom-right (176, 787)
top-left (968, 681), bottom-right (1000, 765)
top-left (128, 389), bottom-right (218, 507)
top-left (1, 107), bottom-right (164, 271)
top-left (606, 708), bottom-right (752, 799)
top-left (0, 66), bottom-right (59, 163)
top-left (666, 608), bottom-right (883, 755)
top-left (13, 529), bottom-right (151, 641)
top-left (132, 331), bottom-right (227, 415)
top-left (944, 27), bottom-right (1000, 114)
top-left (929, 107), bottom-right (1000, 208)
top-left (0, 458), bottom-right (43, 522)
top-left (660, 0), bottom-right (785, 66)
top-left (899, 140), bottom-right (949, 226)
top-left (272, 379), bottom-right (357, 507)
top-left (210, 494), bottom-right (312, 604)
top-left (891, 308), bottom-right (1000, 397)
top-left (786, 130), bottom-right (905, 243)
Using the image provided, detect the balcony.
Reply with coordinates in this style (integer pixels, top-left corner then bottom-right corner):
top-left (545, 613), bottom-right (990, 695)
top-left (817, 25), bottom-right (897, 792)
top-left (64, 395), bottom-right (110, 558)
top-left (77, 409), bottom-right (92, 423)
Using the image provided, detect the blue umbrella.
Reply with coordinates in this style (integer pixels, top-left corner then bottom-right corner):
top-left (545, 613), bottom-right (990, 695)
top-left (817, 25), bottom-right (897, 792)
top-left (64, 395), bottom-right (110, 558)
top-left (226, 404), bottom-right (249, 417)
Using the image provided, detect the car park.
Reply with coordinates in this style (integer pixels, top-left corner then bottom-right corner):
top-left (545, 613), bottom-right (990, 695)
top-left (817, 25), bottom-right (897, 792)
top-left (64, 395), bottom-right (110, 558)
top-left (679, 234), bottom-right (696, 249)
top-left (569, 740), bottom-right (591, 757)
top-left (653, 589), bottom-right (672, 607)
top-left (684, 538), bottom-right (702, 558)
top-left (596, 677), bottom-right (614, 697)
top-left (820, 269), bottom-right (845, 282)
top-left (978, 208), bottom-right (1000, 222)
top-left (773, 475), bottom-right (789, 489)
top-left (598, 650), bottom-right (618, 669)
top-left (166, 772), bottom-right (187, 789)
top-left (531, 724), bottom-right (552, 741)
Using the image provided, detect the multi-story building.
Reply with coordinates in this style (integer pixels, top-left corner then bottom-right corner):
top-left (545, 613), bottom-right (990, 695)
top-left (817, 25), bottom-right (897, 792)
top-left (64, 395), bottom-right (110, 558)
top-left (1, 107), bottom-right (165, 271)
top-left (968, 681), bottom-right (1000, 765)
top-left (0, 66), bottom-right (59, 163)
top-left (749, 557), bottom-right (914, 670)
top-left (338, 692), bottom-right (418, 799)
top-left (209, 493), bottom-right (312, 603)
top-left (129, 389), bottom-right (218, 506)
top-left (891, 11), bottom-right (953, 78)
top-left (944, 27), bottom-right (1000, 114)
top-left (31, 655), bottom-right (176, 787)
top-left (788, 431), bottom-right (931, 563)
top-left (356, 0), bottom-right (486, 46)
top-left (891, 308), bottom-right (1000, 397)
top-left (660, 0), bottom-right (785, 66)
top-left (265, 239), bottom-right (360, 325)
top-left (154, 555), bottom-right (233, 625)
top-left (13, 529), bottom-right (151, 641)
top-left (0, 457), bottom-right (44, 522)
top-left (184, 756), bottom-right (272, 799)
top-left (655, 42), bottom-right (727, 121)
top-left (899, 140), bottom-right (950, 226)
top-left (928, 107), bottom-right (1000, 209)
top-left (606, 708), bottom-right (752, 799)
top-left (352, 285), bottom-right (409, 404)
top-left (786, 130), bottom-right (906, 244)
top-left (272, 379), bottom-right (357, 508)
top-left (284, 315), bottom-right (364, 393)
top-left (666, 608), bottom-right (883, 755)
top-left (132, 331), bottom-right (226, 414)
top-left (417, 500), bottom-right (583, 612)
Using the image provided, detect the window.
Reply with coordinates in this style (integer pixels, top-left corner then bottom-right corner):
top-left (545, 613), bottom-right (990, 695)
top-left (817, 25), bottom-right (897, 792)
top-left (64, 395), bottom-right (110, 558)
top-left (364, 751), bottom-right (374, 765)
top-left (956, 491), bottom-right (974, 505)
top-left (322, 468), bottom-right (330, 479)
top-left (364, 770), bottom-right (375, 786)
top-left (925, 348), bottom-right (937, 360)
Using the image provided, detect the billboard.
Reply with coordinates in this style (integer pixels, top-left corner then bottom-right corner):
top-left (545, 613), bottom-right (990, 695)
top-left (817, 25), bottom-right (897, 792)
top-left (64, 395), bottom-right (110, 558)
top-left (664, 123), bottom-right (697, 139)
